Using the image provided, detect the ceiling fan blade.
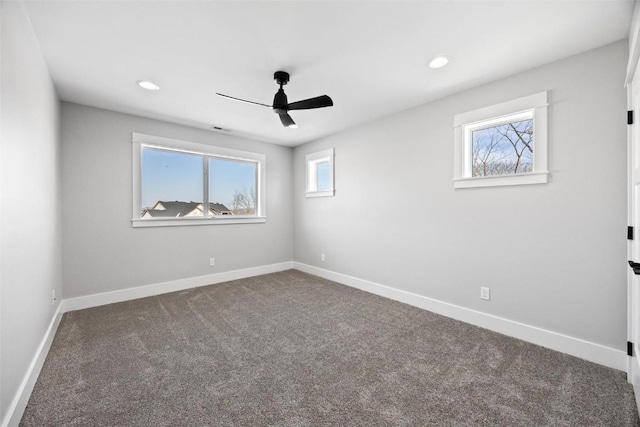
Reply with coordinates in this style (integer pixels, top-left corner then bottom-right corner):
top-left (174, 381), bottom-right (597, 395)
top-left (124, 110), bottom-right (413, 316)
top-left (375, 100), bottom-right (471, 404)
top-left (279, 113), bottom-right (297, 128)
top-left (215, 93), bottom-right (271, 108)
top-left (287, 95), bottom-right (333, 111)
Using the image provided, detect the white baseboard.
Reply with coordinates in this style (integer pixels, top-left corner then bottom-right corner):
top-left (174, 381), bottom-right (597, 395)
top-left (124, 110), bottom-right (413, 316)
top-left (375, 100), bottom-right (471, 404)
top-left (293, 262), bottom-right (627, 372)
top-left (64, 261), bottom-right (294, 312)
top-left (2, 302), bottom-right (65, 427)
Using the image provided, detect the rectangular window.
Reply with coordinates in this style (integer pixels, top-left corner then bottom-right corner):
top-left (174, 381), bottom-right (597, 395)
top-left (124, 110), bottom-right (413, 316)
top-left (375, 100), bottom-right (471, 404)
top-left (306, 148), bottom-right (335, 197)
top-left (141, 147), bottom-right (204, 216)
top-left (453, 92), bottom-right (548, 189)
top-left (208, 157), bottom-right (257, 216)
top-left (132, 133), bottom-right (265, 227)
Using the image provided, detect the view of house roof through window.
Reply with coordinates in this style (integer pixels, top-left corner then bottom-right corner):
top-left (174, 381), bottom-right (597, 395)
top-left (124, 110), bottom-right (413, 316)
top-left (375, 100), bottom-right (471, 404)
top-left (131, 133), bottom-right (265, 226)
top-left (141, 201), bottom-right (233, 218)
top-left (140, 146), bottom-right (257, 217)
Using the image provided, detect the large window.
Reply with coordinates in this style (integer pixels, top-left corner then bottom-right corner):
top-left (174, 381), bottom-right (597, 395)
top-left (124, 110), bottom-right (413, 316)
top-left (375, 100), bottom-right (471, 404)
top-left (132, 133), bottom-right (265, 227)
top-left (453, 92), bottom-right (548, 189)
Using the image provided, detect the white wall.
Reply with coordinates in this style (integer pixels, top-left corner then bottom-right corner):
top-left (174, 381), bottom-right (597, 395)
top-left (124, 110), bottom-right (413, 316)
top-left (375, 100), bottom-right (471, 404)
top-left (0, 2), bottom-right (63, 424)
top-left (293, 40), bottom-right (629, 351)
top-left (61, 103), bottom-right (293, 299)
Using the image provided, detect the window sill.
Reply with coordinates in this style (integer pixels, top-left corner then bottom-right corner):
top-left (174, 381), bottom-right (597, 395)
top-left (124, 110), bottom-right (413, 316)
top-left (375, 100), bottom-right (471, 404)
top-left (132, 216), bottom-right (266, 228)
top-left (306, 190), bottom-right (335, 198)
top-left (453, 171), bottom-right (548, 189)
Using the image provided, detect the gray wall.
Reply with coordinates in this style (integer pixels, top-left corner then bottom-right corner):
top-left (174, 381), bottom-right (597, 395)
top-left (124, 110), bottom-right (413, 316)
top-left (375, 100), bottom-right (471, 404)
top-left (293, 40), bottom-right (628, 350)
top-left (0, 2), bottom-right (63, 422)
top-left (61, 103), bottom-right (293, 298)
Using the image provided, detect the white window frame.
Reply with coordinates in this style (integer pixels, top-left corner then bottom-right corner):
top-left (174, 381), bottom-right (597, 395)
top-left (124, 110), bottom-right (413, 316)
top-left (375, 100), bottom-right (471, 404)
top-left (453, 91), bottom-right (549, 189)
top-left (306, 148), bottom-right (335, 198)
top-left (132, 133), bottom-right (266, 227)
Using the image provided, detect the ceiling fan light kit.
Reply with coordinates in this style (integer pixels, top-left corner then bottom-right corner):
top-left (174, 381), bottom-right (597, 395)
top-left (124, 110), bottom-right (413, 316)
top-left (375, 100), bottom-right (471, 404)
top-left (216, 71), bottom-right (333, 129)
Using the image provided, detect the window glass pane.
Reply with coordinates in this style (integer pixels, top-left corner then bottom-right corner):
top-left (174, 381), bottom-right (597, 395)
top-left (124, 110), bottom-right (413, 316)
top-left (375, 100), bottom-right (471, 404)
top-left (141, 147), bottom-right (203, 217)
top-left (316, 161), bottom-right (331, 191)
top-left (209, 158), bottom-right (257, 215)
top-left (471, 118), bottom-right (533, 177)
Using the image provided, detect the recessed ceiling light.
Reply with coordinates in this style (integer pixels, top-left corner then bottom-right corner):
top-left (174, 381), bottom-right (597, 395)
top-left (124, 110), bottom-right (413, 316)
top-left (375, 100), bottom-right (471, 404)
top-left (136, 80), bottom-right (160, 91)
top-left (428, 56), bottom-right (449, 69)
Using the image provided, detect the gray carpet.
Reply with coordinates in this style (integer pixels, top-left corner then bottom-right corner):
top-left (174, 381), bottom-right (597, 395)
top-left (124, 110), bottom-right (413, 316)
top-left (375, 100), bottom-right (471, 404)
top-left (21, 270), bottom-right (640, 426)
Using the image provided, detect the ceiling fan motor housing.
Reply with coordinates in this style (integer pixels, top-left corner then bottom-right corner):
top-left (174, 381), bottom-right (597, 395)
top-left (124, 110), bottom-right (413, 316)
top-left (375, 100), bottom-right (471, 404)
top-left (273, 89), bottom-right (288, 114)
top-left (272, 71), bottom-right (290, 114)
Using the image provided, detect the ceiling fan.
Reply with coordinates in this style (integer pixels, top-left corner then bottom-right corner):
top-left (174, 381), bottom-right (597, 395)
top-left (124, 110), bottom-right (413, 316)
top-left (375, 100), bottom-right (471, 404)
top-left (216, 71), bottom-right (333, 129)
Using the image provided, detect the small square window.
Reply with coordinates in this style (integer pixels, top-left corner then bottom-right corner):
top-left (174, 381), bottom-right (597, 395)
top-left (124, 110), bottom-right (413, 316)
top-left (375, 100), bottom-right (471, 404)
top-left (453, 92), bottom-right (548, 189)
top-left (306, 148), bottom-right (334, 197)
top-left (468, 111), bottom-right (533, 177)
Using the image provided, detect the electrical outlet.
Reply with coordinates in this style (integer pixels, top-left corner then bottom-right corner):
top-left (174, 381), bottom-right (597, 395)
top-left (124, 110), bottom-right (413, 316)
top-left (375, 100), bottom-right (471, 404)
top-left (480, 287), bottom-right (491, 301)
top-left (321, 253), bottom-right (326, 262)
top-left (209, 258), bottom-right (216, 267)
top-left (51, 290), bottom-right (56, 305)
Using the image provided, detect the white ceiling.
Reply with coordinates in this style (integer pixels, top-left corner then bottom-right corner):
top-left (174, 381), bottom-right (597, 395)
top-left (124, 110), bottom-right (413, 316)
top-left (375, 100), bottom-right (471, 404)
top-left (24, 0), bottom-right (633, 147)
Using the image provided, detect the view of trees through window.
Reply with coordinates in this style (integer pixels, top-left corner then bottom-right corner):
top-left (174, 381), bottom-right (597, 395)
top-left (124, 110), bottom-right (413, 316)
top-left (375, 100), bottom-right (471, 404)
top-left (471, 117), bottom-right (533, 177)
top-left (209, 158), bottom-right (256, 215)
top-left (141, 147), bottom-right (257, 218)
